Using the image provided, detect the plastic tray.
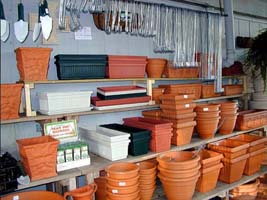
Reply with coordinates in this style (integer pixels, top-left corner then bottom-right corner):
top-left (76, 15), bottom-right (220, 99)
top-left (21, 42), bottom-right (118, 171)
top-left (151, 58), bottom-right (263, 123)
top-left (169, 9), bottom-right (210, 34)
top-left (93, 102), bottom-right (149, 110)
top-left (91, 96), bottom-right (151, 107)
top-left (55, 61), bottom-right (106, 80)
top-left (97, 85), bottom-right (146, 95)
top-left (38, 91), bottom-right (93, 115)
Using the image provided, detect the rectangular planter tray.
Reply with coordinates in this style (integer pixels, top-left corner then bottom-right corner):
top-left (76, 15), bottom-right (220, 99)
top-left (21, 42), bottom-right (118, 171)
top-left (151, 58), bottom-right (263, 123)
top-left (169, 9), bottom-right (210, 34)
top-left (93, 102), bottom-right (149, 110)
top-left (55, 54), bottom-right (107, 61)
top-left (97, 86), bottom-right (147, 95)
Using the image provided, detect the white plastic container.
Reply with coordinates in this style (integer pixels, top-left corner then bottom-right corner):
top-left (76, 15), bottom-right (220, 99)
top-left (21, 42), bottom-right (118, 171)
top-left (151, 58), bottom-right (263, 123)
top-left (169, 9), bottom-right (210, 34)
top-left (38, 91), bottom-right (93, 115)
top-left (79, 128), bottom-right (130, 161)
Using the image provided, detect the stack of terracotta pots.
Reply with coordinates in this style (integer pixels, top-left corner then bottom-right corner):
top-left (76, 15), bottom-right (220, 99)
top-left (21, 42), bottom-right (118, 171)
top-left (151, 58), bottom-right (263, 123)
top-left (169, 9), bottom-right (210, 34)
top-left (160, 94), bottom-right (197, 146)
top-left (258, 174), bottom-right (267, 200)
top-left (208, 139), bottom-right (250, 184)
top-left (196, 149), bottom-right (224, 193)
top-left (157, 151), bottom-right (200, 200)
top-left (230, 179), bottom-right (260, 200)
top-left (195, 103), bottom-right (221, 139)
top-left (95, 176), bottom-right (107, 200)
top-left (136, 161), bottom-right (157, 200)
top-left (230, 134), bottom-right (267, 175)
top-left (218, 101), bottom-right (239, 135)
top-left (105, 162), bottom-right (140, 200)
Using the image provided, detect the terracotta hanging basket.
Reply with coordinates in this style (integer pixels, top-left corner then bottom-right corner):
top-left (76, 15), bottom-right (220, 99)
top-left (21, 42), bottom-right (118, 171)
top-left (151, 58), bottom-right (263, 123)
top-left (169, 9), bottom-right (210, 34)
top-left (0, 83), bottom-right (23, 120)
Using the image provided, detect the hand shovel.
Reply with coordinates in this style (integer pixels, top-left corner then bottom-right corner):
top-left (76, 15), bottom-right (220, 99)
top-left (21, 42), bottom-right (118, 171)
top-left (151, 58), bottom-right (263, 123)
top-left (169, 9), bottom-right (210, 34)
top-left (33, 4), bottom-right (42, 42)
top-left (0, 0), bottom-right (9, 41)
top-left (14, 2), bottom-right (28, 43)
top-left (40, 0), bottom-right (52, 40)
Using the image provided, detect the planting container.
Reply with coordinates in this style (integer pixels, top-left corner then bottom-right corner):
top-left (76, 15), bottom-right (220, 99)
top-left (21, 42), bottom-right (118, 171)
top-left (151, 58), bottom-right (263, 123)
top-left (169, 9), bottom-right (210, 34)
top-left (160, 102), bottom-right (196, 110)
top-left (196, 163), bottom-right (223, 193)
top-left (157, 151), bottom-right (200, 170)
top-left (15, 47), bottom-right (52, 81)
top-left (230, 179), bottom-right (260, 200)
top-left (106, 183), bottom-right (139, 194)
top-left (64, 183), bottom-right (97, 200)
top-left (105, 162), bottom-right (139, 179)
top-left (150, 133), bottom-right (172, 152)
top-left (219, 113), bottom-right (238, 135)
top-left (199, 149), bottom-right (224, 169)
top-left (160, 94), bottom-right (195, 101)
top-left (196, 111), bottom-right (220, 118)
top-left (223, 84), bottom-right (243, 96)
top-left (195, 103), bottom-right (221, 112)
top-left (136, 161), bottom-right (156, 175)
top-left (128, 136), bottom-right (150, 156)
top-left (142, 109), bottom-right (162, 120)
top-left (201, 84), bottom-right (221, 98)
top-left (244, 147), bottom-right (265, 175)
top-left (208, 139), bottom-right (249, 159)
top-left (106, 190), bottom-right (140, 200)
top-left (220, 101), bottom-right (238, 109)
top-left (161, 111), bottom-right (196, 121)
top-left (0, 84), bottom-right (23, 120)
top-left (171, 121), bottom-right (196, 146)
top-left (140, 187), bottom-right (155, 200)
top-left (219, 153), bottom-right (249, 183)
top-left (38, 91), bottom-right (93, 115)
top-left (146, 58), bottom-right (167, 78)
top-left (165, 67), bottom-right (199, 78)
top-left (158, 164), bottom-right (200, 179)
top-left (230, 134), bottom-right (267, 152)
top-left (235, 110), bottom-right (267, 131)
top-left (152, 87), bottom-right (164, 104)
top-left (196, 117), bottom-right (220, 139)
top-left (16, 136), bottom-right (59, 181)
top-left (95, 177), bottom-right (107, 200)
top-left (106, 175), bottom-right (139, 187)
top-left (159, 83), bottom-right (202, 99)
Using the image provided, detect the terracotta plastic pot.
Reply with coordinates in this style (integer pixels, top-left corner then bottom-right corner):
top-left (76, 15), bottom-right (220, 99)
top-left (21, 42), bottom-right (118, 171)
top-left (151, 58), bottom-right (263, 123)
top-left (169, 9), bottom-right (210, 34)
top-left (157, 151), bottom-right (200, 170)
top-left (171, 124), bottom-right (195, 146)
top-left (195, 104), bottom-right (220, 112)
top-left (199, 149), bottom-right (223, 169)
top-left (106, 183), bottom-right (139, 194)
top-left (140, 187), bottom-right (156, 200)
top-left (136, 161), bottom-right (156, 175)
top-left (196, 111), bottom-right (220, 118)
top-left (139, 172), bottom-right (157, 180)
top-left (219, 114), bottom-right (238, 135)
top-left (219, 101), bottom-right (238, 109)
top-left (142, 109), bottom-right (162, 120)
top-left (147, 58), bottom-right (167, 78)
top-left (2, 191), bottom-right (64, 200)
top-left (64, 184), bottom-right (97, 200)
top-left (106, 190), bottom-right (140, 200)
top-left (139, 179), bottom-right (156, 186)
top-left (106, 162), bottom-right (139, 179)
top-left (139, 182), bottom-right (156, 190)
top-left (244, 148), bottom-right (265, 175)
top-left (106, 175), bottom-right (139, 187)
top-left (95, 177), bottom-right (107, 200)
top-left (152, 88), bottom-right (164, 104)
top-left (160, 94), bottom-right (195, 101)
top-left (158, 164), bottom-right (200, 179)
top-left (196, 117), bottom-right (220, 139)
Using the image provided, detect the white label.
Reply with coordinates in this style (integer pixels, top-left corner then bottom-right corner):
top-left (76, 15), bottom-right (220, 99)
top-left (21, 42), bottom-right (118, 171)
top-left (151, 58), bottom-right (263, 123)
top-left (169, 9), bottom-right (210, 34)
top-left (203, 108), bottom-right (209, 111)
top-left (185, 104), bottom-right (190, 108)
top-left (13, 195), bottom-right (19, 200)
top-left (184, 95), bottom-right (188, 99)
top-left (112, 189), bottom-right (119, 194)
top-left (75, 27), bottom-right (92, 40)
top-left (119, 182), bottom-right (126, 186)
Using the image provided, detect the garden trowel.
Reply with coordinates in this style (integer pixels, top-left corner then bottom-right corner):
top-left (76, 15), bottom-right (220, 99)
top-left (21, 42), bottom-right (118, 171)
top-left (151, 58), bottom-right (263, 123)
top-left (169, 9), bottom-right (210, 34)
top-left (14, 2), bottom-right (28, 43)
top-left (33, 3), bottom-right (42, 42)
top-left (0, 0), bottom-right (9, 41)
top-left (40, 0), bottom-right (52, 40)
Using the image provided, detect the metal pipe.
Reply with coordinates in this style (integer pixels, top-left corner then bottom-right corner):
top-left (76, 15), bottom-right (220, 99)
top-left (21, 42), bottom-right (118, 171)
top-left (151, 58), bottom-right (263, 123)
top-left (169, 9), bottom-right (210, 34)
top-left (223, 0), bottom-right (235, 67)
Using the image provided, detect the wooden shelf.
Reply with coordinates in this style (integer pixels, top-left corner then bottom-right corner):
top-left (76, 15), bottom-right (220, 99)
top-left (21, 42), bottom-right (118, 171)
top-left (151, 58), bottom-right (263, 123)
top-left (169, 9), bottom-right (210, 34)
top-left (0, 105), bottom-right (159, 125)
top-left (0, 94), bottom-right (244, 125)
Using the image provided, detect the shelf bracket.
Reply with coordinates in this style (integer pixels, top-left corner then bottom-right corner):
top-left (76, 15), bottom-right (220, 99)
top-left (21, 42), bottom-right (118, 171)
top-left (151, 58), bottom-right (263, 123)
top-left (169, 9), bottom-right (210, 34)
top-left (24, 83), bottom-right (37, 117)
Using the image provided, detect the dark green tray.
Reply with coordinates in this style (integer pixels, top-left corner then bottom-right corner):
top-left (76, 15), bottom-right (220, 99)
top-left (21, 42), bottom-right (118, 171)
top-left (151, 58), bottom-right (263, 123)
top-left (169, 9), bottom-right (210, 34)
top-left (129, 137), bottom-right (150, 156)
top-left (55, 54), bottom-right (107, 61)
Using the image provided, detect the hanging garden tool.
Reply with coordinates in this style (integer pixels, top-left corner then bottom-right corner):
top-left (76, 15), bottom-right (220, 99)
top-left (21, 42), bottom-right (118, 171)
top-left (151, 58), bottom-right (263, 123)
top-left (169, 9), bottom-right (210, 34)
top-left (40, 0), bottom-right (52, 40)
top-left (33, 2), bottom-right (42, 42)
top-left (14, 1), bottom-right (28, 43)
top-left (0, 0), bottom-right (9, 42)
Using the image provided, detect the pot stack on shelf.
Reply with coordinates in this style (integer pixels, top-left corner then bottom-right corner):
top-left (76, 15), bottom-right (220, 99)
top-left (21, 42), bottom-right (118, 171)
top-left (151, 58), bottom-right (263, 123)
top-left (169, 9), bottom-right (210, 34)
top-left (230, 179), bottom-right (260, 200)
top-left (105, 162), bottom-right (140, 200)
top-left (157, 151), bottom-right (200, 200)
top-left (137, 161), bottom-right (157, 200)
top-left (159, 94), bottom-right (197, 146)
top-left (195, 103), bottom-right (221, 139)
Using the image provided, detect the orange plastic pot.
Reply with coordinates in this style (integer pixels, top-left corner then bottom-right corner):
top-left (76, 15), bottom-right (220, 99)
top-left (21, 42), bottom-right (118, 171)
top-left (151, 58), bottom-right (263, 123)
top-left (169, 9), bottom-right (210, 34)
top-left (139, 179), bottom-right (156, 186)
top-left (106, 163), bottom-right (139, 179)
top-left (244, 148), bottom-right (265, 175)
top-left (157, 151), bottom-right (200, 170)
top-left (139, 182), bottom-right (156, 189)
top-left (220, 107), bottom-right (238, 115)
top-left (2, 191), bottom-right (64, 200)
top-left (158, 164), bottom-right (200, 179)
top-left (136, 161), bottom-right (156, 175)
top-left (171, 124), bottom-right (195, 146)
top-left (152, 88), bottom-right (164, 104)
top-left (196, 117), bottom-right (220, 139)
top-left (64, 184), bottom-right (97, 200)
top-left (147, 58), bottom-right (167, 78)
top-left (196, 111), bottom-right (220, 118)
top-left (142, 109), bottom-right (162, 120)
top-left (139, 172), bottom-right (157, 180)
top-left (195, 104), bottom-right (220, 112)
top-left (106, 183), bottom-right (139, 194)
top-left (106, 175), bottom-right (139, 187)
top-left (106, 190), bottom-right (140, 200)
top-left (0, 84), bottom-right (23, 120)
top-left (160, 94), bottom-right (195, 101)
top-left (140, 187), bottom-right (156, 200)
top-left (95, 177), bottom-right (107, 200)
top-left (15, 47), bottom-right (52, 81)
top-left (219, 153), bottom-right (249, 184)
top-left (199, 149), bottom-right (223, 169)
top-left (219, 101), bottom-right (238, 109)
top-left (196, 163), bottom-right (223, 193)
top-left (219, 114), bottom-right (238, 135)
